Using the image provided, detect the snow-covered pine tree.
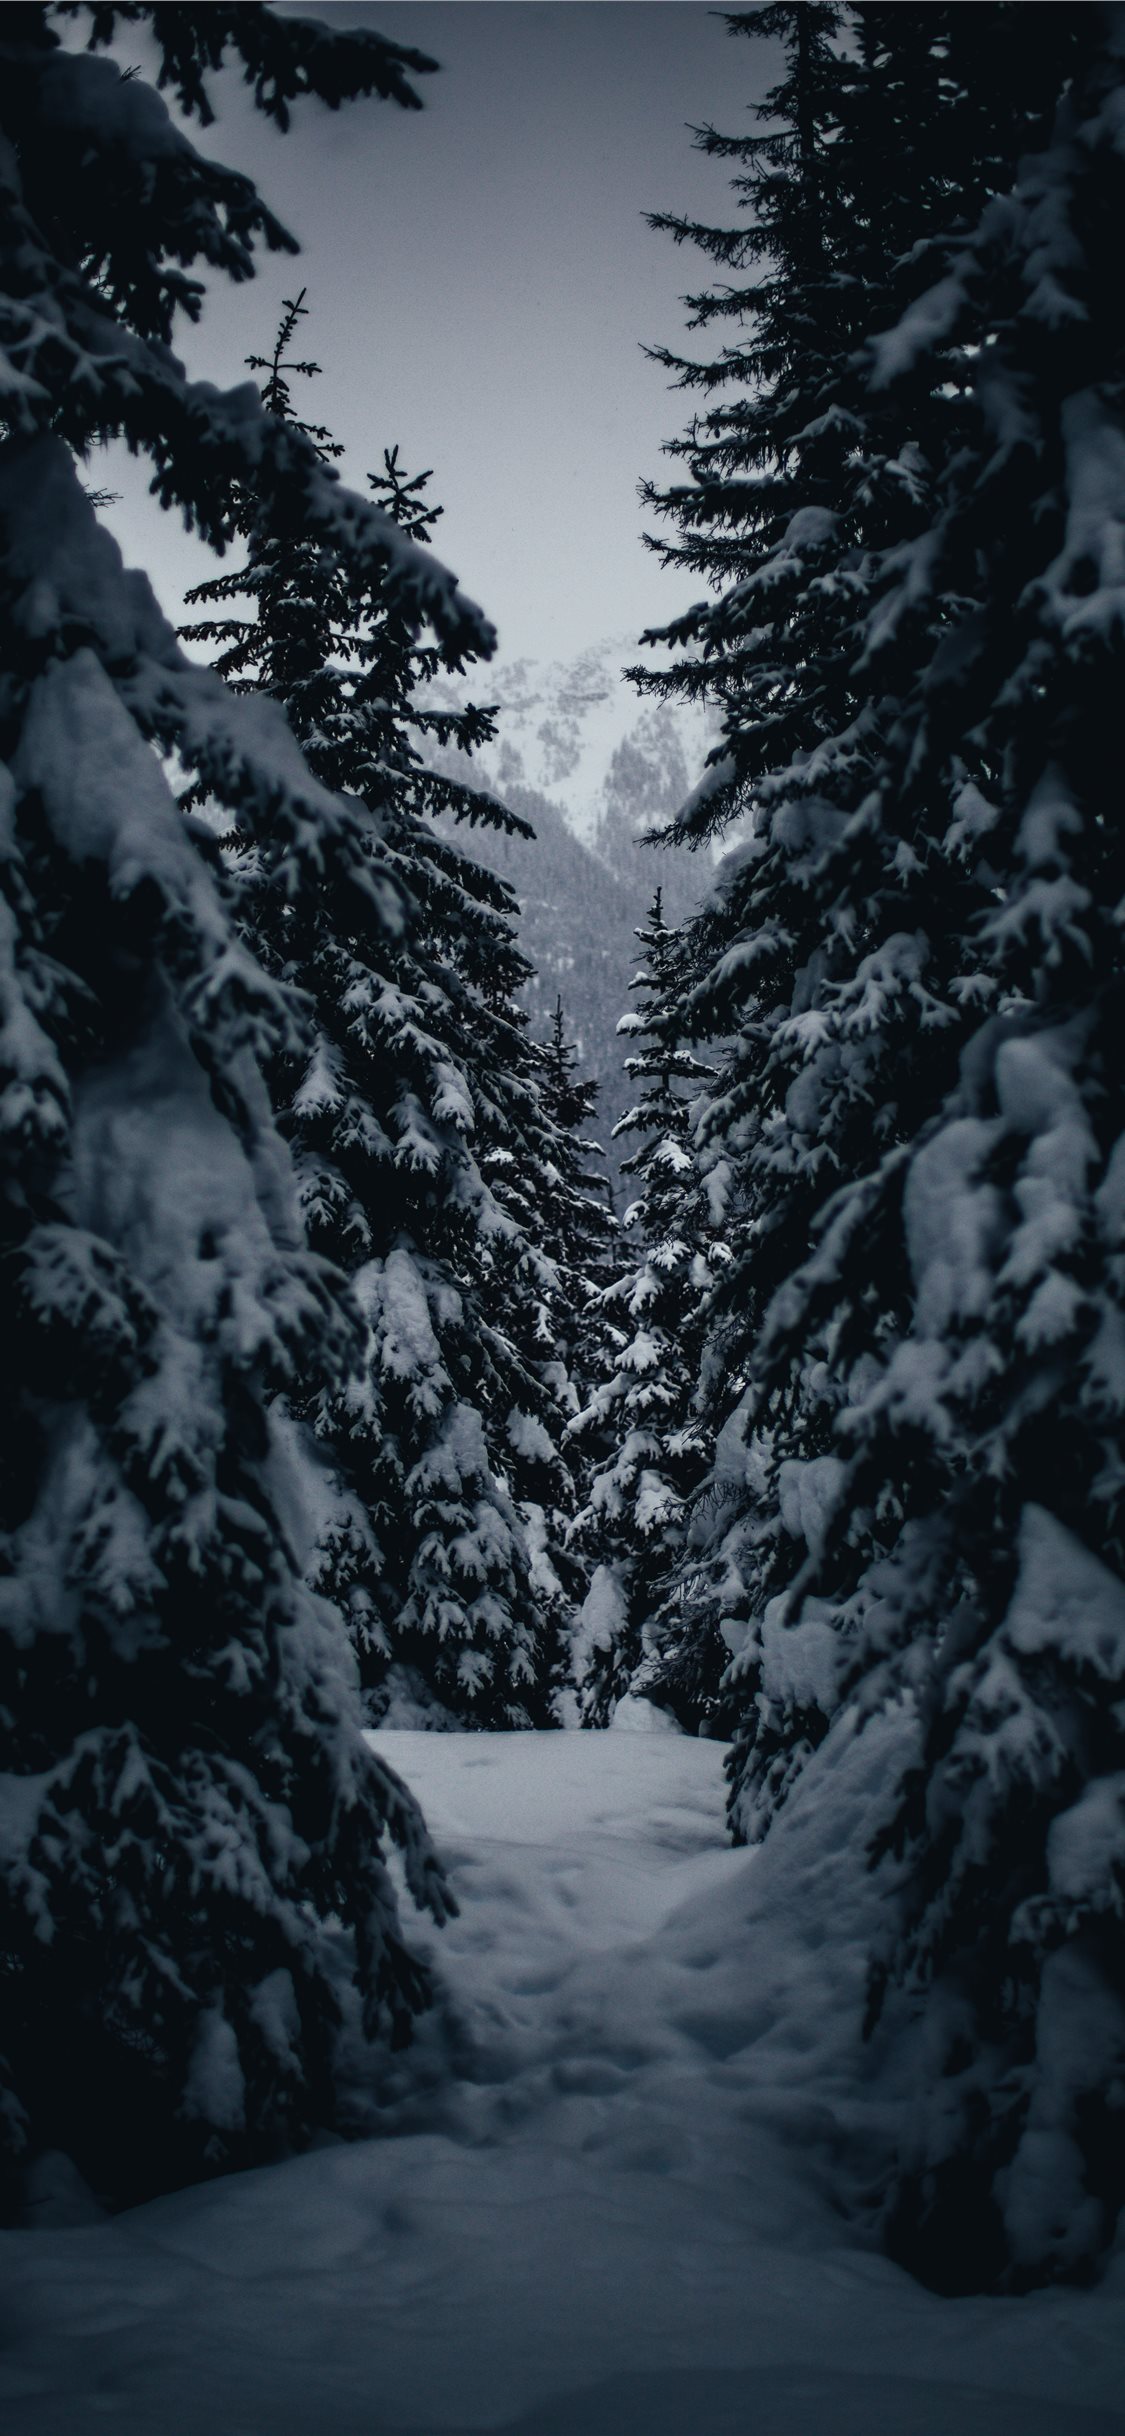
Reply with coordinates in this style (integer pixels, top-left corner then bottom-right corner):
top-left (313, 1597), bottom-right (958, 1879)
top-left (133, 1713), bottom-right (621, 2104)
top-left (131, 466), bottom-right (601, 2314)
top-left (181, 299), bottom-right (584, 1729)
top-left (632, 4), bottom-right (1090, 1834)
top-left (0, 3), bottom-right (476, 2205)
top-left (492, 994), bottom-right (623, 1694)
top-left (537, 995), bottom-right (618, 1404)
top-left (515, 996), bottom-right (620, 1708)
top-left (570, 891), bottom-right (729, 1729)
top-left (641, 0), bottom-right (1125, 2287)
top-left (792, 29), bottom-right (1125, 2293)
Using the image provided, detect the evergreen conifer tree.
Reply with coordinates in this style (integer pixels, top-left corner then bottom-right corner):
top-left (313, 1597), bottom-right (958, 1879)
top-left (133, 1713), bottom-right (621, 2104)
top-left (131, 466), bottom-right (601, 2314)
top-left (537, 995), bottom-right (619, 1403)
top-left (805, 32), bottom-right (1125, 2292)
top-left (0, 2), bottom-right (473, 2204)
top-left (640, 0), bottom-right (1125, 2285)
top-left (181, 298), bottom-right (586, 1729)
top-left (633, 3), bottom-right (1090, 1827)
top-left (571, 892), bottom-right (728, 1728)
top-left (500, 995), bottom-right (622, 1691)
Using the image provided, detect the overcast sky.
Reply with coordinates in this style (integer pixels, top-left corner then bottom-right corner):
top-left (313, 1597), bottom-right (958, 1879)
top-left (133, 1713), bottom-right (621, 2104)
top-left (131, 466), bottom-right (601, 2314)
top-left (98, 4), bottom-right (777, 669)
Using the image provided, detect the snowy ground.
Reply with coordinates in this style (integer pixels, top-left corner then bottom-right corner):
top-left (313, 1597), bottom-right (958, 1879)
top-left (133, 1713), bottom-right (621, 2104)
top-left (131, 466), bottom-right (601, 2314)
top-left (3, 1723), bottom-right (1124, 2435)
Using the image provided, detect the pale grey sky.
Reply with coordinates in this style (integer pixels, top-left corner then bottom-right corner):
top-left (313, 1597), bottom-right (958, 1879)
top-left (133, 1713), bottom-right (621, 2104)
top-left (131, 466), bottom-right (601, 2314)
top-left (97, 4), bottom-right (777, 668)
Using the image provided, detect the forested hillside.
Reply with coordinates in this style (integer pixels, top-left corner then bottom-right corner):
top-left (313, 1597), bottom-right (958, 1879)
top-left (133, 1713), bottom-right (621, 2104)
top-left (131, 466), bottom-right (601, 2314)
top-left (424, 640), bottom-right (718, 1194)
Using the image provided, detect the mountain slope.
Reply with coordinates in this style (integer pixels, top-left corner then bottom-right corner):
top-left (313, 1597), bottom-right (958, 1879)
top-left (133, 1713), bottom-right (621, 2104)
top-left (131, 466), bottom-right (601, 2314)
top-left (426, 640), bottom-right (720, 1195)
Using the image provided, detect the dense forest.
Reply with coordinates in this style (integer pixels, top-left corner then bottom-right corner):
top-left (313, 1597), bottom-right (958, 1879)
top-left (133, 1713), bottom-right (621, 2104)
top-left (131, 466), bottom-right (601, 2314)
top-left (2, 0), bottom-right (1124, 2354)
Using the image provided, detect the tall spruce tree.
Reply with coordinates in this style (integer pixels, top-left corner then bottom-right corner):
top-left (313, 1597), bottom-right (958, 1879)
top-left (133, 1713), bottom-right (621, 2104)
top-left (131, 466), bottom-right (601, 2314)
top-left (540, 998), bottom-right (624, 1472)
top-left (639, 0), bottom-right (1123, 2287)
top-left (0, 3), bottom-right (476, 2205)
top-left (633, 4), bottom-right (1090, 1827)
top-left (811, 29), bottom-right (1125, 2293)
top-left (571, 891), bottom-right (729, 1728)
top-left (510, 995), bottom-right (621, 1684)
top-left (181, 300), bottom-right (585, 1729)
top-left (537, 995), bottom-right (618, 1403)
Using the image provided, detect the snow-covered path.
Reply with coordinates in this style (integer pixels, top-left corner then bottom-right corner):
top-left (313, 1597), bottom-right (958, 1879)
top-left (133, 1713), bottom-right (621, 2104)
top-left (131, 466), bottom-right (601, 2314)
top-left (3, 1729), bottom-right (1124, 2434)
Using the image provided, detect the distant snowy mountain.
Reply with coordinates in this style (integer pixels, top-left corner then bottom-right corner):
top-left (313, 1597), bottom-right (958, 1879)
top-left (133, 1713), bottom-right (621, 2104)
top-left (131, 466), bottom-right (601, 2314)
top-left (424, 640), bottom-right (722, 1199)
top-left (429, 636), bottom-right (719, 854)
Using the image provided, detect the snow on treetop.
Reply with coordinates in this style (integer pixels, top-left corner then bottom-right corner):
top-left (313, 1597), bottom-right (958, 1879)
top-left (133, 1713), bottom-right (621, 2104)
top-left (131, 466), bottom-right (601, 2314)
top-left (421, 636), bottom-right (720, 849)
